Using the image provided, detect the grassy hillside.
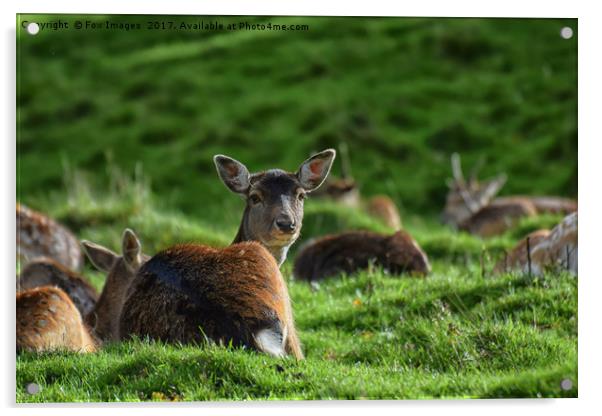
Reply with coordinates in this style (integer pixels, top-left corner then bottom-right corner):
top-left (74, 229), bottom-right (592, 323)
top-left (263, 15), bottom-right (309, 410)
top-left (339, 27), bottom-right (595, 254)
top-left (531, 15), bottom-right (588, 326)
top-left (16, 15), bottom-right (577, 401)
top-left (17, 15), bottom-right (577, 217)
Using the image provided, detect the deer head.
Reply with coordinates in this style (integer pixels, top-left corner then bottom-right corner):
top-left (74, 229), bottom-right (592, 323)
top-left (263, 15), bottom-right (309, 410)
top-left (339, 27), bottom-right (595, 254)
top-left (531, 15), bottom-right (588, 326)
top-left (81, 229), bottom-right (148, 341)
top-left (214, 149), bottom-right (336, 265)
top-left (441, 153), bottom-right (507, 226)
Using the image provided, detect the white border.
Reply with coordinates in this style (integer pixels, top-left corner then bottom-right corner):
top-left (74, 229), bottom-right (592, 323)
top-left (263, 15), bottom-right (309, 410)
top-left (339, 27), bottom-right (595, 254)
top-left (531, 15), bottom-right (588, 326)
top-left (3, 1), bottom-right (601, 415)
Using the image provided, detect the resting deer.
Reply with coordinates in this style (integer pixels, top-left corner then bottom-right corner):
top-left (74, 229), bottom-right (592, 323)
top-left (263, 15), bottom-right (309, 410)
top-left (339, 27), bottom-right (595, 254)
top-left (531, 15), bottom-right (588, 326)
top-left (18, 257), bottom-right (99, 318)
top-left (310, 145), bottom-right (402, 230)
top-left (117, 151), bottom-right (336, 359)
top-left (81, 229), bottom-right (147, 342)
top-left (442, 153), bottom-right (577, 237)
top-left (17, 203), bottom-right (84, 271)
top-left (494, 212), bottom-right (577, 276)
top-left (293, 230), bottom-right (430, 281)
top-left (17, 286), bottom-right (97, 353)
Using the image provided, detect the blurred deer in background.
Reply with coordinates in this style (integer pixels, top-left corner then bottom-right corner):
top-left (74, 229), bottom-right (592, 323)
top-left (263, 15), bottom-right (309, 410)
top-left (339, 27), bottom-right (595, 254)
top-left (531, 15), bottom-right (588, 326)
top-left (494, 212), bottom-right (577, 276)
top-left (17, 286), bottom-right (97, 353)
top-left (293, 230), bottom-right (430, 282)
top-left (17, 203), bottom-right (84, 271)
top-left (18, 257), bottom-right (99, 318)
top-left (311, 143), bottom-right (403, 230)
top-left (442, 153), bottom-right (576, 237)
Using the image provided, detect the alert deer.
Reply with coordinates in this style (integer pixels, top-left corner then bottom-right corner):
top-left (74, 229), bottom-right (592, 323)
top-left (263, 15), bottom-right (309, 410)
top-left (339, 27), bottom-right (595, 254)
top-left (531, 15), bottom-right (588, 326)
top-left (117, 151), bottom-right (336, 359)
top-left (293, 230), bottom-right (430, 281)
top-left (216, 149), bottom-right (336, 265)
top-left (494, 212), bottom-right (577, 276)
top-left (81, 229), bottom-right (147, 342)
top-left (18, 257), bottom-right (99, 318)
top-left (17, 203), bottom-right (84, 271)
top-left (17, 286), bottom-right (97, 353)
top-left (442, 153), bottom-right (577, 237)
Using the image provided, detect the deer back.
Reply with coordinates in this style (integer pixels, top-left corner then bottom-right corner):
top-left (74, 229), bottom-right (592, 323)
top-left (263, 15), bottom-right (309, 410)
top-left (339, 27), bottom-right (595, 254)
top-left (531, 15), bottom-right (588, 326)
top-left (459, 199), bottom-right (537, 237)
top-left (17, 286), bottom-right (97, 353)
top-left (530, 212), bottom-right (578, 275)
top-left (495, 196), bottom-right (577, 215)
top-left (17, 203), bottom-right (83, 271)
top-left (293, 230), bottom-right (430, 281)
top-left (18, 257), bottom-right (99, 317)
top-left (365, 195), bottom-right (402, 230)
top-left (120, 241), bottom-right (302, 359)
top-left (493, 229), bottom-right (551, 275)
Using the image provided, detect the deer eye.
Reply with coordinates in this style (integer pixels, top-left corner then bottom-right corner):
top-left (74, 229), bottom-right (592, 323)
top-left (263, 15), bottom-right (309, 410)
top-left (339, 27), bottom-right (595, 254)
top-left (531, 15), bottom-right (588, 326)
top-left (249, 194), bottom-right (262, 205)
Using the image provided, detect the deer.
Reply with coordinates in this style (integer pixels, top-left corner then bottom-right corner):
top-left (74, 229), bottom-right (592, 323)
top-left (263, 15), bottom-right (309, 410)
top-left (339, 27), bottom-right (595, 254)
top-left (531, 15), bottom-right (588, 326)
top-left (494, 212), bottom-right (577, 276)
top-left (18, 257), bottom-right (99, 318)
top-left (17, 203), bottom-right (84, 271)
top-left (310, 144), bottom-right (402, 230)
top-left (442, 153), bottom-right (577, 237)
top-left (293, 230), bottom-right (430, 282)
top-left (80, 229), bottom-right (148, 342)
top-left (117, 150), bottom-right (336, 359)
top-left (17, 286), bottom-right (97, 353)
top-left (492, 229), bottom-right (550, 275)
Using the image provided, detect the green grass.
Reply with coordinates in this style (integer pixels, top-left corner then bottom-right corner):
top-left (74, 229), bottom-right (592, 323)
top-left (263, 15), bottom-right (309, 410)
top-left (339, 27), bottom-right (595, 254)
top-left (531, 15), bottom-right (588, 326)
top-left (16, 15), bottom-right (577, 401)
top-left (16, 172), bottom-right (577, 401)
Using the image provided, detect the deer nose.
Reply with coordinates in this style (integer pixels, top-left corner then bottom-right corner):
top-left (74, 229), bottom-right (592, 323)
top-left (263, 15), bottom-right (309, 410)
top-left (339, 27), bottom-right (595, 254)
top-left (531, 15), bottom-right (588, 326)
top-left (275, 217), bottom-right (296, 233)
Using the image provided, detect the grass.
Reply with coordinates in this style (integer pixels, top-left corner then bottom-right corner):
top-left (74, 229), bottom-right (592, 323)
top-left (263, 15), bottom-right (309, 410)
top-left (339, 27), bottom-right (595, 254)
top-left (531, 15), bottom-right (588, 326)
top-left (15, 169), bottom-right (577, 401)
top-left (16, 15), bottom-right (577, 401)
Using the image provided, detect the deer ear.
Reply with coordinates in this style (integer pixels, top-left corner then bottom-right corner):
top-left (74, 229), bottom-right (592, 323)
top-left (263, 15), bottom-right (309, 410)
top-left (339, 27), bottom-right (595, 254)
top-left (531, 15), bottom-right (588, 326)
top-left (214, 155), bottom-right (251, 194)
top-left (297, 149), bottom-right (336, 192)
top-left (81, 240), bottom-right (117, 272)
top-left (122, 228), bottom-right (142, 270)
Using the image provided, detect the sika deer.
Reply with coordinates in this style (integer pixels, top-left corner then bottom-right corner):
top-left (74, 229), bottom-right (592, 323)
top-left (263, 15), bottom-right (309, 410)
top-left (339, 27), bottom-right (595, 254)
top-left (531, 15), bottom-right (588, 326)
top-left (293, 230), bottom-right (430, 281)
top-left (17, 286), bottom-right (97, 353)
top-left (18, 257), bottom-right (99, 317)
top-left (17, 203), bottom-right (84, 271)
top-left (81, 229), bottom-right (147, 342)
top-left (117, 151), bottom-right (336, 359)
top-left (442, 153), bottom-right (576, 237)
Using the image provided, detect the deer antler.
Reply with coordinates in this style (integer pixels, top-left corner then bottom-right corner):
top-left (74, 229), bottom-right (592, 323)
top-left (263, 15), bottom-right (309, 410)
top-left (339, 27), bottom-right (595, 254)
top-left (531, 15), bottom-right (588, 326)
top-left (451, 153), bottom-right (465, 187)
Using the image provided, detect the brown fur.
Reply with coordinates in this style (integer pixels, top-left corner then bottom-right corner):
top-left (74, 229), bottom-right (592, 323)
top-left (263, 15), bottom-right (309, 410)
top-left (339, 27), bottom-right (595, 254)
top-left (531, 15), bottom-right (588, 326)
top-left (458, 199), bottom-right (538, 237)
top-left (119, 241), bottom-right (303, 359)
top-left (493, 229), bottom-right (551, 274)
top-left (18, 257), bottom-right (99, 317)
top-left (293, 230), bottom-right (430, 281)
top-left (530, 212), bottom-right (578, 276)
top-left (17, 203), bottom-right (83, 271)
top-left (81, 229), bottom-right (147, 342)
top-left (495, 196), bottom-right (577, 215)
top-left (17, 286), bottom-right (97, 353)
top-left (365, 195), bottom-right (402, 230)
